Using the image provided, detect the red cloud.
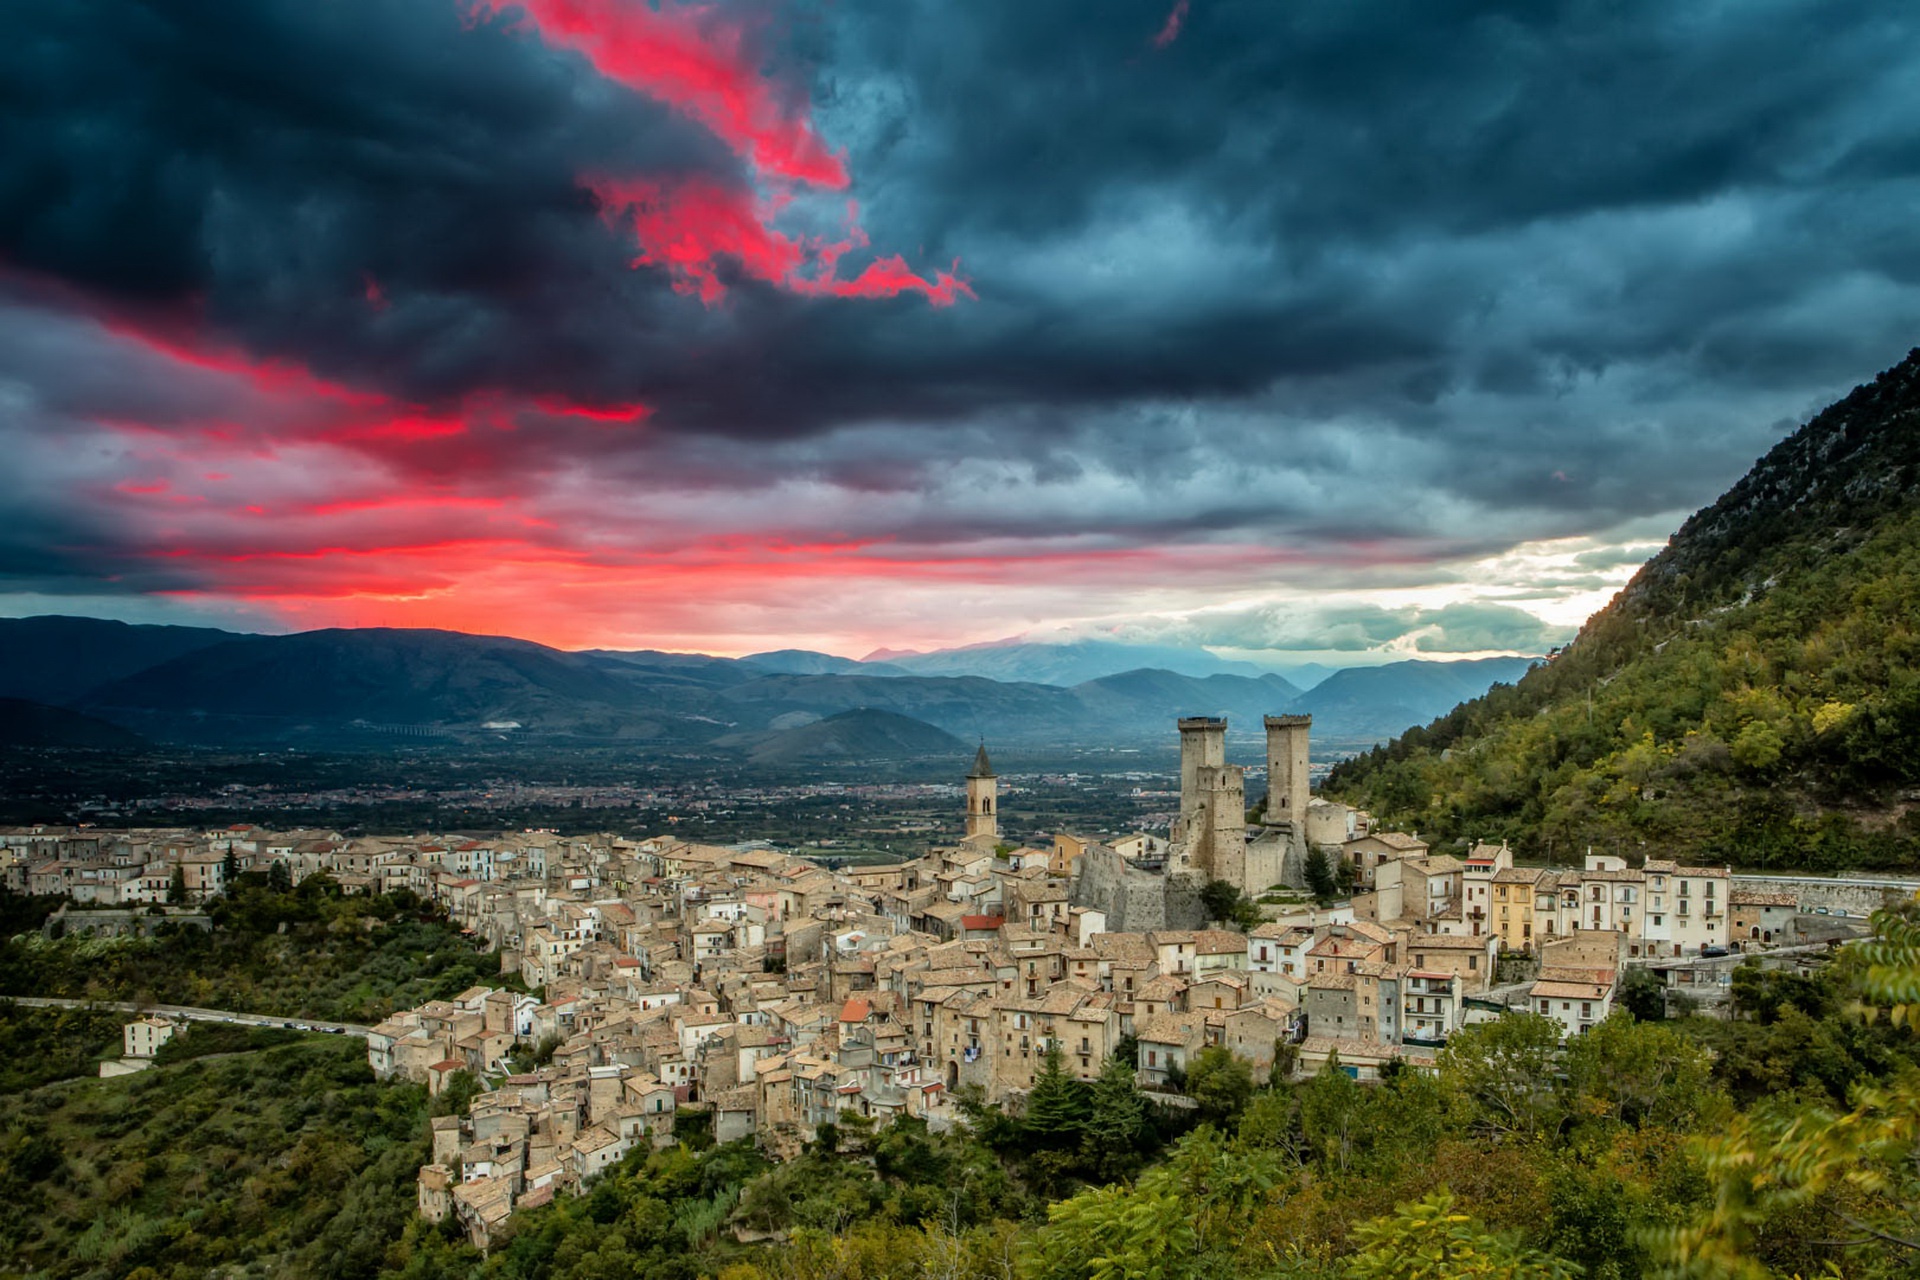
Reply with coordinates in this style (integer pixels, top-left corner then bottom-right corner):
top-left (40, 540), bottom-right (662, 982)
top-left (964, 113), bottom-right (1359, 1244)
top-left (468, 0), bottom-right (848, 188)
top-left (1153, 0), bottom-right (1189, 49)
top-left (592, 177), bottom-right (973, 305)
top-left (472, 1), bottom-right (972, 307)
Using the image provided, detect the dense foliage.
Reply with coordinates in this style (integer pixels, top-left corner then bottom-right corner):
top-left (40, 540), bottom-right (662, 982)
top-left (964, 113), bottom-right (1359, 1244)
top-left (0, 876), bottom-right (511, 1023)
top-left (1327, 351), bottom-right (1920, 868)
top-left (0, 1038), bottom-right (431, 1280)
top-left (0, 1001), bottom-right (126, 1092)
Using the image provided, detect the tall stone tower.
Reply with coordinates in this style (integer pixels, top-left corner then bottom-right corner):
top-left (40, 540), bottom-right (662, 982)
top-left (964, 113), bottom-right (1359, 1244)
top-left (965, 744), bottom-right (998, 842)
top-left (1263, 714), bottom-right (1312, 826)
top-left (1175, 717), bottom-right (1246, 886)
top-left (1190, 763), bottom-right (1247, 886)
top-left (1177, 716), bottom-right (1227, 820)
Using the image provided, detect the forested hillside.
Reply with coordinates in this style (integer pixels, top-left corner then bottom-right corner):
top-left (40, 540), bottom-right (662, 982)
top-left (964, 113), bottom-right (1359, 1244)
top-left (1327, 350), bottom-right (1920, 869)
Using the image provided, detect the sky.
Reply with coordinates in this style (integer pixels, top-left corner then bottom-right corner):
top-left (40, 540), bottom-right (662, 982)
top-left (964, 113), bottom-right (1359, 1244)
top-left (5, 0), bottom-right (1920, 665)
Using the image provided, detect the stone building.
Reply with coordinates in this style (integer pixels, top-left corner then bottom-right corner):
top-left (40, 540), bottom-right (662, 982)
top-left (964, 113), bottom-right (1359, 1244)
top-left (964, 746), bottom-right (998, 844)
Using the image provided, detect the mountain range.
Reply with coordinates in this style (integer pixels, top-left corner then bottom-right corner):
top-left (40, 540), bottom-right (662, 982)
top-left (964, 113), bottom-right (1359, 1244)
top-left (0, 615), bottom-right (1535, 758)
top-left (1326, 347), bottom-right (1920, 870)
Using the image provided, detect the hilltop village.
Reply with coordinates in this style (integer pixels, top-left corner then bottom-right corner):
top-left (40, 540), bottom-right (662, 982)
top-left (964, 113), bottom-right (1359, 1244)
top-left (1, 714), bottom-right (1858, 1250)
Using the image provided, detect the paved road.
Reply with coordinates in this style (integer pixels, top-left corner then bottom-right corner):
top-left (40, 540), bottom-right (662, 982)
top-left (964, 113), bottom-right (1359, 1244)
top-left (4, 995), bottom-right (372, 1037)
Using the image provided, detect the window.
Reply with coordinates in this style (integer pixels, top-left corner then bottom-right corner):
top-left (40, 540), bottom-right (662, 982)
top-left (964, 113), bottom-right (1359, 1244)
top-left (1468, 956), bottom-right (1479, 971)
top-left (1147, 1050), bottom-right (1157, 1066)
top-left (1581, 1002), bottom-right (1592, 1018)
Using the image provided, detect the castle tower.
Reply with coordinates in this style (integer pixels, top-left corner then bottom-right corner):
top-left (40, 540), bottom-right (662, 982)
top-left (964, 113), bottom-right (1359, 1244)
top-left (1177, 716), bottom-right (1227, 821)
top-left (965, 744), bottom-right (998, 842)
top-left (1263, 714), bottom-right (1312, 826)
top-left (1190, 763), bottom-right (1247, 886)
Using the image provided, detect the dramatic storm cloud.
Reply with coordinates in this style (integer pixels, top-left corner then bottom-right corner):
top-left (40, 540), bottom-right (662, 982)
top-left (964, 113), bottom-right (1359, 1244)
top-left (4, 0), bottom-right (1920, 656)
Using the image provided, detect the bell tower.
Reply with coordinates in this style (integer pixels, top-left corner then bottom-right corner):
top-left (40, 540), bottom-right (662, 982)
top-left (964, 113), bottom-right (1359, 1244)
top-left (965, 744), bottom-right (998, 842)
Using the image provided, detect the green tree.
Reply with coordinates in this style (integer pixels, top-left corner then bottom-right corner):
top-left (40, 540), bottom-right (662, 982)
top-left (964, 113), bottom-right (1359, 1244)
top-left (1561, 1012), bottom-right (1717, 1132)
top-left (1615, 967), bottom-right (1668, 1022)
top-left (1200, 879), bottom-right (1242, 925)
top-left (1024, 1042), bottom-right (1092, 1150)
top-left (1198, 879), bottom-right (1264, 931)
top-left (1027, 1176), bottom-right (1198, 1280)
top-left (166, 867), bottom-right (187, 905)
top-left (267, 860), bottom-right (292, 893)
top-left (1438, 1013), bottom-right (1565, 1139)
top-left (1348, 1191), bottom-right (1582, 1280)
top-left (1081, 1055), bottom-right (1150, 1182)
top-left (1183, 1047), bottom-right (1254, 1127)
top-left (1305, 849), bottom-right (1338, 903)
top-left (1268, 1037), bottom-right (1300, 1089)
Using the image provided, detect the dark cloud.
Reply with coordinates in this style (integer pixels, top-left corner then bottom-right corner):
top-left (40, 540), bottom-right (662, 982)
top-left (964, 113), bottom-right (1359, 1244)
top-left (4, 0), bottom-right (1920, 644)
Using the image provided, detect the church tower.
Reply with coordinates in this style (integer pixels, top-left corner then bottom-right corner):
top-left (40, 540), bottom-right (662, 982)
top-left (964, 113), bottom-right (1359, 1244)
top-left (965, 744), bottom-right (998, 842)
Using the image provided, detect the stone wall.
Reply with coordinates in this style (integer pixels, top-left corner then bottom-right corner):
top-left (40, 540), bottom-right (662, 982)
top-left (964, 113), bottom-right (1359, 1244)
top-left (1732, 874), bottom-right (1919, 917)
top-left (1245, 829), bottom-right (1307, 894)
top-left (1071, 847), bottom-right (1208, 933)
top-left (44, 907), bottom-right (213, 939)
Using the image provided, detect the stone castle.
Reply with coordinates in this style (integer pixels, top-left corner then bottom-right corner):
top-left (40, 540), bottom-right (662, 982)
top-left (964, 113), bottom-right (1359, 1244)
top-left (1068, 712), bottom-right (1356, 932)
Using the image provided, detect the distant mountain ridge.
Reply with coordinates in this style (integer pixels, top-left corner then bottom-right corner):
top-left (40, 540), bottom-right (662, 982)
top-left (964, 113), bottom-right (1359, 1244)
top-left (0, 698), bottom-right (148, 749)
top-left (1326, 347), bottom-right (1920, 870)
top-left (0, 616), bottom-right (247, 704)
top-left (1294, 658), bottom-right (1539, 741)
top-left (713, 708), bottom-right (966, 765)
top-left (0, 616), bottom-right (1539, 756)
